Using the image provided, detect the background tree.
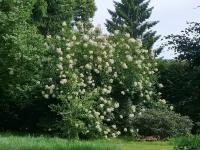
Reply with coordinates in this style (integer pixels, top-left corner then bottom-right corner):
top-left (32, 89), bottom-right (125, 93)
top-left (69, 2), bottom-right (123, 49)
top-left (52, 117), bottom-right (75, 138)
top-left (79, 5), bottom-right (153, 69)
top-left (159, 22), bottom-right (200, 133)
top-left (31, 0), bottom-right (96, 36)
top-left (0, 0), bottom-right (52, 132)
top-left (106, 0), bottom-right (160, 52)
top-left (73, 0), bottom-right (96, 22)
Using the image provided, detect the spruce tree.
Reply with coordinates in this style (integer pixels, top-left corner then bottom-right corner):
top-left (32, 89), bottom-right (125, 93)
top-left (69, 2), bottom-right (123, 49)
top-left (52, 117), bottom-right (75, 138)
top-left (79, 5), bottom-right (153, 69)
top-left (106, 0), bottom-right (160, 52)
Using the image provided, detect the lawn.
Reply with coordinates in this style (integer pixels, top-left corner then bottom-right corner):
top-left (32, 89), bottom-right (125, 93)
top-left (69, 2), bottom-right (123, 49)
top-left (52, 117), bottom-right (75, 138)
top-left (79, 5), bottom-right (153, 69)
top-left (0, 134), bottom-right (173, 150)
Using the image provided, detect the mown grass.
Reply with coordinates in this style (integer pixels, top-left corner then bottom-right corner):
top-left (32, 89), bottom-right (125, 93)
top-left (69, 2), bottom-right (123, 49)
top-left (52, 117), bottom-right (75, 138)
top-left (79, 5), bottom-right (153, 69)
top-left (0, 134), bottom-right (173, 150)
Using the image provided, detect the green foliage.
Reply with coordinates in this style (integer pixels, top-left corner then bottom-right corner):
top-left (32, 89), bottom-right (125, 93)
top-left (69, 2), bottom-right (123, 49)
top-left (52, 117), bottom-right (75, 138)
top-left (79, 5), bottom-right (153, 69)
top-left (31, 0), bottom-right (96, 36)
top-left (165, 22), bottom-right (200, 66)
top-left (160, 22), bottom-right (200, 133)
top-left (0, 0), bottom-right (50, 131)
top-left (172, 136), bottom-right (200, 150)
top-left (106, 0), bottom-right (160, 51)
top-left (133, 109), bottom-right (193, 139)
top-left (73, 0), bottom-right (96, 22)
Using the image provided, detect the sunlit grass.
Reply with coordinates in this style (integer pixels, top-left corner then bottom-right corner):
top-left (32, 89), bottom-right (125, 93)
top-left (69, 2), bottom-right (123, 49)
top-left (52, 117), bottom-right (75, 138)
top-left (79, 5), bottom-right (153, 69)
top-left (0, 134), bottom-right (173, 150)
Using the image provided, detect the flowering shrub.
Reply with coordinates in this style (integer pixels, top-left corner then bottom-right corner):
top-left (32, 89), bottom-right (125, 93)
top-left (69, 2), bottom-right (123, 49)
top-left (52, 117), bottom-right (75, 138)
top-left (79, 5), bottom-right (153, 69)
top-left (43, 22), bottom-right (168, 139)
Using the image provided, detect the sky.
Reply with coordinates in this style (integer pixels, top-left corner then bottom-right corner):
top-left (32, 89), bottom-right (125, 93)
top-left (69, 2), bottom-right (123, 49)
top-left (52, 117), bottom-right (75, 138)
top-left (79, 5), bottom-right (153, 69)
top-left (93, 0), bottom-right (200, 59)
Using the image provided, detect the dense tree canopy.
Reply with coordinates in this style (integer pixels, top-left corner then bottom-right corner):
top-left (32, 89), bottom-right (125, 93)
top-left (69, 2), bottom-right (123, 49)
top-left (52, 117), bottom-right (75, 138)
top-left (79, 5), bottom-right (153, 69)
top-left (32, 0), bottom-right (96, 36)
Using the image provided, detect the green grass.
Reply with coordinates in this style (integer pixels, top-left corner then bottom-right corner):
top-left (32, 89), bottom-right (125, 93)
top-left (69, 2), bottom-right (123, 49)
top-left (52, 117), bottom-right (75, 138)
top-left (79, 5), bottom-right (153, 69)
top-left (0, 134), bottom-right (173, 150)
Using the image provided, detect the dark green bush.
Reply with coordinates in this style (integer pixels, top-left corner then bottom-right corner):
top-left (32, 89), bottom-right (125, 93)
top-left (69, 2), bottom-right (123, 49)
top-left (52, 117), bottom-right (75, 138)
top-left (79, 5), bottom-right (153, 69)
top-left (158, 59), bottom-right (200, 134)
top-left (133, 109), bottom-right (193, 139)
top-left (173, 136), bottom-right (200, 150)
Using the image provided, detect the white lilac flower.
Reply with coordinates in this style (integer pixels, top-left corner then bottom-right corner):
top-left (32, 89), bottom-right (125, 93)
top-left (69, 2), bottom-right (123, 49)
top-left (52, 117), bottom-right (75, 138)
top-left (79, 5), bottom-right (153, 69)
top-left (113, 72), bottom-right (118, 78)
top-left (62, 21), bottom-right (67, 26)
top-left (107, 128), bottom-right (111, 132)
top-left (98, 128), bottom-right (102, 132)
top-left (124, 128), bottom-right (127, 132)
top-left (85, 64), bottom-right (92, 70)
top-left (106, 108), bottom-right (111, 113)
top-left (114, 103), bottom-right (119, 108)
top-left (123, 24), bottom-right (127, 28)
top-left (114, 30), bottom-right (120, 35)
top-left (107, 67), bottom-right (112, 73)
top-left (137, 39), bottom-right (143, 47)
top-left (100, 97), bottom-right (104, 101)
top-left (112, 133), bottom-right (116, 138)
top-left (125, 33), bottom-right (130, 38)
top-left (126, 55), bottom-right (133, 61)
top-left (59, 57), bottom-right (63, 62)
top-left (109, 59), bottom-right (114, 64)
top-left (94, 111), bottom-right (100, 116)
top-left (159, 99), bottom-right (167, 104)
top-left (56, 48), bottom-right (63, 55)
top-left (170, 106), bottom-right (174, 110)
top-left (100, 116), bottom-right (104, 120)
top-left (96, 121), bottom-right (100, 125)
top-left (134, 82), bottom-right (138, 87)
top-left (44, 94), bottom-right (49, 99)
top-left (129, 114), bottom-right (134, 118)
top-left (116, 131), bottom-right (121, 135)
top-left (130, 129), bottom-right (134, 133)
top-left (83, 43), bottom-right (88, 48)
top-left (131, 105), bottom-right (136, 112)
top-left (109, 79), bottom-right (114, 83)
top-left (122, 63), bottom-right (128, 69)
top-left (97, 57), bottom-right (102, 62)
top-left (119, 115), bottom-right (123, 119)
top-left (112, 125), bottom-right (117, 129)
top-left (128, 38), bottom-right (136, 43)
top-left (83, 35), bottom-right (89, 41)
top-left (145, 95), bottom-right (151, 101)
top-left (66, 54), bottom-right (71, 59)
top-left (60, 79), bottom-right (67, 85)
top-left (121, 91), bottom-right (125, 95)
top-left (57, 64), bottom-right (63, 70)
top-left (72, 35), bottom-right (76, 41)
top-left (47, 35), bottom-right (51, 39)
top-left (103, 100), bottom-right (108, 104)
top-left (104, 131), bottom-right (108, 135)
top-left (94, 69), bottom-right (100, 74)
top-left (100, 104), bottom-right (104, 108)
top-left (106, 119), bottom-right (111, 122)
top-left (158, 83), bottom-right (164, 88)
top-left (8, 68), bottom-right (14, 75)
top-left (140, 93), bottom-right (144, 97)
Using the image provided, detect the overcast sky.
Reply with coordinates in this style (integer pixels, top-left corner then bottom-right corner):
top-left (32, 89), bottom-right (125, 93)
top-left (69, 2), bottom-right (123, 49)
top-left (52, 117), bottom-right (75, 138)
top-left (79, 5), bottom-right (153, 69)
top-left (93, 0), bottom-right (200, 59)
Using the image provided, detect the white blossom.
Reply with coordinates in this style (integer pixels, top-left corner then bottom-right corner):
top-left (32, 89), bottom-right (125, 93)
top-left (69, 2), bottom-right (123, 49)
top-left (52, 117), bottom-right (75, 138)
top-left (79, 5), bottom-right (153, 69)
top-left (126, 55), bottom-right (133, 61)
top-left (122, 63), bottom-right (128, 69)
top-left (60, 79), bottom-right (67, 85)
top-left (129, 114), bottom-right (134, 118)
